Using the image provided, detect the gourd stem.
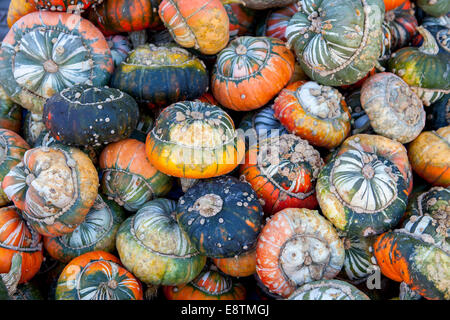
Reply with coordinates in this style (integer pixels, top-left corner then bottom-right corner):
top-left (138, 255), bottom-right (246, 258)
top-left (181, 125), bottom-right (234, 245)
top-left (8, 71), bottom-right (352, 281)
top-left (417, 26), bottom-right (439, 55)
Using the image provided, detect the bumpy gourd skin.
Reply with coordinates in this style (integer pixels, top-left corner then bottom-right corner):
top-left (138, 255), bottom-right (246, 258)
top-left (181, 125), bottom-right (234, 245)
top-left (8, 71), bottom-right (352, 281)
top-left (288, 279), bottom-right (370, 300)
top-left (286, 0), bottom-right (385, 86)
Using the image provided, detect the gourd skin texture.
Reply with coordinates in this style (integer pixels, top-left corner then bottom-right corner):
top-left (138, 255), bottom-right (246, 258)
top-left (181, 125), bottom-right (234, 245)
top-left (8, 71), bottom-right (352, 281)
top-left (212, 249), bottom-right (257, 277)
top-left (416, 0), bottom-right (450, 17)
top-left (116, 198), bottom-right (206, 286)
top-left (243, 0), bottom-right (296, 10)
top-left (158, 0), bottom-right (230, 55)
top-left (2, 144), bottom-right (99, 237)
top-left (286, 0), bottom-right (385, 86)
top-left (288, 279), bottom-right (370, 300)
top-left (0, 11), bottom-right (114, 115)
top-left (0, 86), bottom-right (22, 133)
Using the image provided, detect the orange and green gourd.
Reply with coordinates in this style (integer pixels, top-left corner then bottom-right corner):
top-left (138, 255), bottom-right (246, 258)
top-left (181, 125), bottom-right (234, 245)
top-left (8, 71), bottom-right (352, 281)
top-left (100, 138), bottom-right (173, 212)
top-left (212, 36), bottom-right (295, 111)
top-left (0, 206), bottom-right (43, 284)
top-left (55, 251), bottom-right (144, 300)
top-left (146, 101), bottom-right (245, 179)
top-left (0, 86), bottom-right (22, 133)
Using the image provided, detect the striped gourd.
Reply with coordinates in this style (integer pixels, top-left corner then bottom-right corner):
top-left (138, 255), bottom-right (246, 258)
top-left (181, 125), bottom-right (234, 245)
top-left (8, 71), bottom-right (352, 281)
top-left (2, 144), bottom-right (99, 237)
top-left (44, 195), bottom-right (126, 263)
top-left (163, 268), bottom-right (246, 300)
top-left (0, 11), bottom-right (113, 114)
top-left (0, 129), bottom-right (29, 206)
top-left (211, 36), bottom-right (295, 111)
top-left (286, 0), bottom-right (385, 86)
top-left (225, 3), bottom-right (256, 38)
top-left (0, 206), bottom-right (43, 284)
top-left (100, 139), bottom-right (173, 212)
top-left (55, 251), bottom-right (143, 300)
top-left (116, 198), bottom-right (206, 286)
top-left (146, 101), bottom-right (245, 179)
top-left (340, 233), bottom-right (376, 281)
top-left (389, 27), bottom-right (450, 106)
top-left (256, 208), bottom-right (345, 298)
top-left (316, 135), bottom-right (410, 237)
top-left (288, 280), bottom-right (370, 300)
top-left (176, 176), bottom-right (263, 258)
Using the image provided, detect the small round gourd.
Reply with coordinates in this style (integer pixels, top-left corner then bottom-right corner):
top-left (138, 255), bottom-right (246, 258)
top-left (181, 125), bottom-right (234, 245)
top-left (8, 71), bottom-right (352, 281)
top-left (389, 26), bottom-right (450, 106)
top-left (43, 84), bottom-right (139, 147)
top-left (0, 129), bottom-right (29, 206)
top-left (212, 249), bottom-right (257, 278)
top-left (111, 44), bottom-right (208, 109)
top-left (240, 134), bottom-right (324, 215)
top-left (0, 206), bottom-right (43, 284)
top-left (43, 195), bottom-right (126, 263)
top-left (288, 280), bottom-right (370, 300)
top-left (100, 138), bottom-right (172, 211)
top-left (176, 176), bottom-right (263, 258)
top-left (285, 0), bottom-right (385, 86)
top-left (256, 208), bottom-right (345, 298)
top-left (158, 0), bottom-right (230, 55)
top-left (163, 268), bottom-right (246, 300)
top-left (316, 134), bottom-right (410, 237)
top-left (212, 36), bottom-right (295, 111)
top-left (0, 86), bottom-right (22, 133)
top-left (55, 251), bottom-right (144, 300)
top-left (373, 212), bottom-right (449, 300)
top-left (0, 11), bottom-right (114, 114)
top-left (116, 198), bottom-right (206, 286)
top-left (273, 81), bottom-right (351, 149)
top-left (2, 144), bottom-right (99, 237)
top-left (360, 72), bottom-right (425, 143)
top-left (408, 126), bottom-right (450, 187)
top-left (145, 101), bottom-right (245, 179)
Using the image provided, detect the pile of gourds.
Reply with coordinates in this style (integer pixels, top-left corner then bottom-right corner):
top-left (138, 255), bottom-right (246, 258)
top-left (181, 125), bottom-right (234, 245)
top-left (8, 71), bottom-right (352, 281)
top-left (0, 0), bottom-right (448, 301)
